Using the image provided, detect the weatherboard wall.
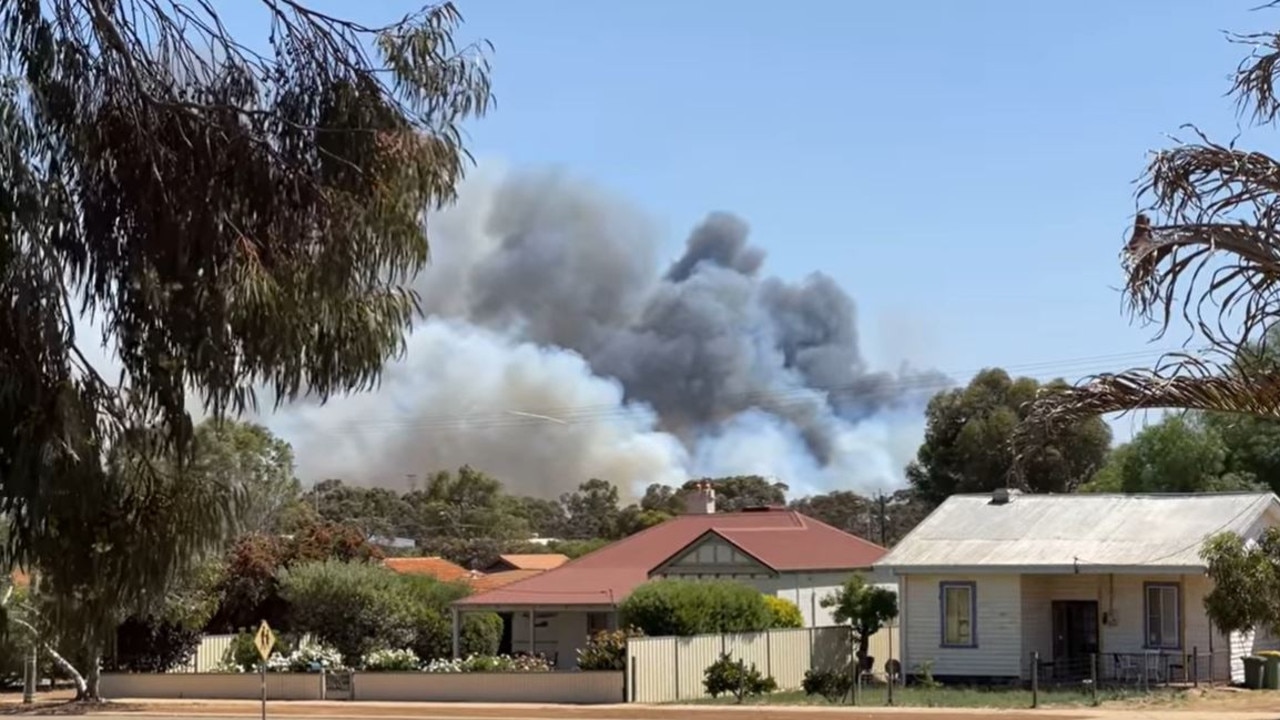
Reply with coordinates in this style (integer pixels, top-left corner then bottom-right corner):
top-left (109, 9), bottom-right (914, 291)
top-left (901, 573), bottom-right (1023, 679)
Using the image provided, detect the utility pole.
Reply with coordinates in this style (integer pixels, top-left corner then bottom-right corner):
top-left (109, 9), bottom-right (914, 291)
top-left (877, 493), bottom-right (888, 546)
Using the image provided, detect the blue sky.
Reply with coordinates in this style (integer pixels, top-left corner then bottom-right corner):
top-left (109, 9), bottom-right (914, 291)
top-left (219, 1), bottom-right (1279, 443)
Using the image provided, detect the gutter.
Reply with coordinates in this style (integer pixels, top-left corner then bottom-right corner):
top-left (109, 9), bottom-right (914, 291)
top-left (874, 564), bottom-right (1208, 576)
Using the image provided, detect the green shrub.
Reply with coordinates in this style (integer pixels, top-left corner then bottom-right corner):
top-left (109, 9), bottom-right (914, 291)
top-left (106, 616), bottom-right (203, 673)
top-left (408, 609), bottom-right (503, 662)
top-left (703, 652), bottom-right (776, 703)
top-left (461, 613), bottom-right (503, 656)
top-left (763, 596), bottom-right (804, 629)
top-left (801, 667), bottom-right (851, 703)
top-left (619, 579), bottom-right (772, 636)
top-left (278, 560), bottom-right (416, 665)
top-left (577, 628), bottom-right (645, 670)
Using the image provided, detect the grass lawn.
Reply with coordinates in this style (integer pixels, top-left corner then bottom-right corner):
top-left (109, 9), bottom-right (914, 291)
top-left (687, 684), bottom-right (1188, 709)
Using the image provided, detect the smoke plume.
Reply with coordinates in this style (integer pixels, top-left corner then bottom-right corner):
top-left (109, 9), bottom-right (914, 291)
top-left (277, 167), bottom-right (947, 497)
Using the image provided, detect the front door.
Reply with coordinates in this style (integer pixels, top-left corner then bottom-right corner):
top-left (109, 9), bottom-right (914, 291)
top-left (1052, 600), bottom-right (1100, 679)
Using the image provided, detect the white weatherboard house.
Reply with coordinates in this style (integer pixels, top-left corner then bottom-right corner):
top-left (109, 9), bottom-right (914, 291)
top-left (875, 490), bottom-right (1280, 684)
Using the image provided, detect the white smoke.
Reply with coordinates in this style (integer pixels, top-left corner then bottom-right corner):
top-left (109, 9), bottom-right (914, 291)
top-left (272, 318), bottom-right (690, 497)
top-left (265, 164), bottom-right (945, 498)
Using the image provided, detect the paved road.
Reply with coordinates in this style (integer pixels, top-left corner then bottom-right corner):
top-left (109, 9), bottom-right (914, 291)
top-left (9, 700), bottom-right (1272, 720)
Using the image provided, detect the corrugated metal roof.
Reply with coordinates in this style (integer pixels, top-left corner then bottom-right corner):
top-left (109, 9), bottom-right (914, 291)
top-left (490, 554), bottom-right (570, 571)
top-left (383, 556), bottom-right (471, 581)
top-left (877, 492), bottom-right (1280, 573)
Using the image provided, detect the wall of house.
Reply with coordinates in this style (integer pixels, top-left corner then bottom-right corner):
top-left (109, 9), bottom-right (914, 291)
top-left (1018, 573), bottom-right (1230, 681)
top-left (750, 571), bottom-right (895, 627)
top-left (900, 574), bottom-right (1023, 679)
top-left (508, 610), bottom-right (613, 670)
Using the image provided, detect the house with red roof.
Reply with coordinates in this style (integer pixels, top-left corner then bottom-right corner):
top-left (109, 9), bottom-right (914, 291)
top-left (450, 483), bottom-right (888, 668)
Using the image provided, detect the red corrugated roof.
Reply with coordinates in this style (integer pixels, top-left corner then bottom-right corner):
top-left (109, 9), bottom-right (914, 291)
top-left (454, 509), bottom-right (884, 608)
top-left (384, 556), bottom-right (471, 582)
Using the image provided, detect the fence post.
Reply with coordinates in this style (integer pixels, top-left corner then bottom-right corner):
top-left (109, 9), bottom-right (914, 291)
top-left (673, 639), bottom-right (679, 701)
top-left (853, 660), bottom-right (860, 706)
top-left (1089, 653), bottom-right (1097, 705)
top-left (766, 631), bottom-right (772, 680)
top-left (629, 653), bottom-right (638, 703)
top-left (1031, 652), bottom-right (1039, 709)
top-left (1192, 647), bottom-right (1198, 688)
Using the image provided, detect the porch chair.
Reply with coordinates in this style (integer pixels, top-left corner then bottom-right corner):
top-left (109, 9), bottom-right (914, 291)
top-left (1113, 653), bottom-right (1140, 683)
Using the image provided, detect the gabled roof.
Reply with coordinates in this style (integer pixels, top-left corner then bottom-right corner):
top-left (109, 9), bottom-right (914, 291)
top-left (383, 556), bottom-right (471, 582)
top-left (877, 491), bottom-right (1280, 574)
top-left (454, 509), bottom-right (885, 609)
top-left (488, 553), bottom-right (570, 572)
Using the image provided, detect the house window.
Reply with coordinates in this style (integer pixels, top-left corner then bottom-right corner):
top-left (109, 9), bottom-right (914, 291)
top-left (587, 612), bottom-right (611, 635)
top-left (940, 581), bottom-right (976, 648)
top-left (1144, 583), bottom-right (1181, 649)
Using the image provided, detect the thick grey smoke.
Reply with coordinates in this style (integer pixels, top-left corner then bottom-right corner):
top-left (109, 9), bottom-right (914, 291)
top-left (274, 166), bottom-right (948, 497)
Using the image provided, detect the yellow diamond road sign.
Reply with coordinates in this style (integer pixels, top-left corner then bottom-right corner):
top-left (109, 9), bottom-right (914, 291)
top-left (254, 621), bottom-right (276, 661)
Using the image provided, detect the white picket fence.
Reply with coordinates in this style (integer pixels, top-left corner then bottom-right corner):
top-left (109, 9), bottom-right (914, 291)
top-left (625, 625), bottom-right (898, 703)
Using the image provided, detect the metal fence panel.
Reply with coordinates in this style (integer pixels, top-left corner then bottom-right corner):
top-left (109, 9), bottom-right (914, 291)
top-left (626, 626), bottom-right (869, 703)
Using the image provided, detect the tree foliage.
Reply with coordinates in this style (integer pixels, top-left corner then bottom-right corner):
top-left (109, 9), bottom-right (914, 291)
top-left (0, 0), bottom-right (491, 566)
top-left (31, 435), bottom-right (241, 698)
top-left (820, 575), bottom-right (898, 668)
top-left (207, 519), bottom-right (382, 633)
top-left (1, 0), bottom-right (490, 699)
top-left (278, 560), bottom-right (418, 666)
top-left (1201, 529), bottom-right (1280, 636)
top-left (1015, 6), bottom-right (1280, 452)
top-left (196, 420), bottom-right (303, 535)
top-left (910, 369), bottom-right (1111, 505)
top-left (619, 579), bottom-right (773, 637)
top-left (1084, 414), bottom-right (1265, 493)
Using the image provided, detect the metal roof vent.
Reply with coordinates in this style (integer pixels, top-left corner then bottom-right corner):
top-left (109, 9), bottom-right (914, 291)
top-left (991, 487), bottom-right (1014, 505)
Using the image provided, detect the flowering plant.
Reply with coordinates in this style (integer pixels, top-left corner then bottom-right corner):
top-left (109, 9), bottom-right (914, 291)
top-left (422, 653), bottom-right (552, 673)
top-left (363, 648), bottom-right (421, 672)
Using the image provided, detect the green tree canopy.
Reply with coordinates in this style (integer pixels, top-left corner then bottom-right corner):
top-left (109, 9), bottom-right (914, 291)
top-left (910, 368), bottom-right (1112, 506)
top-left (819, 575), bottom-right (898, 669)
top-left (560, 478), bottom-right (623, 540)
top-left (685, 476), bottom-right (788, 512)
top-left (1201, 529), bottom-right (1280, 637)
top-left (196, 420), bottom-right (303, 535)
top-left (1084, 414), bottom-right (1265, 493)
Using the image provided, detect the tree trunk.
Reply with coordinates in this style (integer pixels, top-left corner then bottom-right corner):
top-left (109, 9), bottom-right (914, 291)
top-left (42, 640), bottom-right (88, 699)
top-left (82, 649), bottom-right (101, 702)
top-left (10, 617), bottom-right (88, 699)
top-left (853, 630), bottom-right (869, 679)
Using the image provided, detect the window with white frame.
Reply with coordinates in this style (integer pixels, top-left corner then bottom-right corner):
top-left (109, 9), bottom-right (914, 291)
top-left (1144, 583), bottom-right (1181, 649)
top-left (940, 581), bottom-right (976, 647)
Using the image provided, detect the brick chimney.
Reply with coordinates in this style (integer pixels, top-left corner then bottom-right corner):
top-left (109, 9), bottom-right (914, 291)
top-left (684, 481), bottom-right (716, 515)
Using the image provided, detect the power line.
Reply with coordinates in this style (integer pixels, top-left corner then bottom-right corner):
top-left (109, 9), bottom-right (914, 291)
top-left (291, 346), bottom-right (1201, 434)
